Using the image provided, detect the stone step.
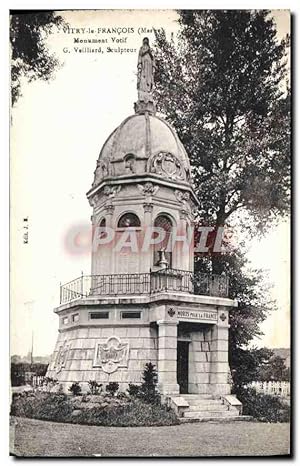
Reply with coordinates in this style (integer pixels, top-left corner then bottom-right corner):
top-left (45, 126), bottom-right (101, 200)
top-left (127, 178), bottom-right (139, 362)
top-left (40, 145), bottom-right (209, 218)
top-left (184, 409), bottom-right (238, 419)
top-left (187, 399), bottom-right (223, 406)
top-left (182, 394), bottom-right (214, 399)
top-left (188, 404), bottom-right (229, 412)
top-left (179, 416), bottom-right (253, 424)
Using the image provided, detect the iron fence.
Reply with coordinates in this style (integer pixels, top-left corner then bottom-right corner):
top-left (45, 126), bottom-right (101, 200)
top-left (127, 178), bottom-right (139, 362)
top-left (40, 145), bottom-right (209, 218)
top-left (59, 268), bottom-right (229, 304)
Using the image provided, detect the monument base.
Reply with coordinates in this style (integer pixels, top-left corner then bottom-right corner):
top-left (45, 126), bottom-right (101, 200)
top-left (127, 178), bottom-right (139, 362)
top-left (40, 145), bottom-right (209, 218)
top-left (134, 100), bottom-right (156, 114)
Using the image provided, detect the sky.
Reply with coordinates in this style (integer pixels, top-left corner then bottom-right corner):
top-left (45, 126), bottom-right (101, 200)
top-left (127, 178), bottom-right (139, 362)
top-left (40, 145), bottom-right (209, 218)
top-left (10, 9), bottom-right (290, 357)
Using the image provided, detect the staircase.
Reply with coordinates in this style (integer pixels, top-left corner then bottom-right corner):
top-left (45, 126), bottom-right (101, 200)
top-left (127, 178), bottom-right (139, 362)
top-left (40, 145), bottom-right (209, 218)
top-left (170, 394), bottom-right (252, 423)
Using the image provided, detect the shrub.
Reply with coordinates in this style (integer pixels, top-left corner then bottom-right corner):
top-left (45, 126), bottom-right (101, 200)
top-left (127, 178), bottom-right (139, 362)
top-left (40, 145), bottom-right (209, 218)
top-left (126, 364), bottom-right (160, 403)
top-left (57, 383), bottom-right (64, 394)
top-left (127, 383), bottom-right (140, 398)
top-left (10, 392), bottom-right (179, 427)
top-left (88, 380), bottom-right (102, 395)
top-left (41, 377), bottom-right (58, 392)
top-left (68, 382), bottom-right (82, 396)
top-left (139, 362), bottom-right (160, 404)
top-left (106, 382), bottom-right (119, 396)
top-left (69, 399), bottom-right (178, 427)
top-left (92, 399), bottom-right (178, 427)
top-left (11, 392), bottom-right (73, 422)
top-left (237, 387), bottom-right (290, 422)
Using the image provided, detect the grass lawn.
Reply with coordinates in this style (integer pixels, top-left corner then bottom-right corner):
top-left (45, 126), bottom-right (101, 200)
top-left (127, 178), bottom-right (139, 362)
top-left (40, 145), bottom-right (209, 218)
top-left (10, 416), bottom-right (290, 457)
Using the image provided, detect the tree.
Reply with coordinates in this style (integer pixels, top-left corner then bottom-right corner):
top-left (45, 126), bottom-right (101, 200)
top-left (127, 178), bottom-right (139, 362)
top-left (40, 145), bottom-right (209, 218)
top-left (153, 10), bottom-right (290, 384)
top-left (258, 354), bottom-right (289, 381)
top-left (194, 247), bottom-right (276, 349)
top-left (231, 346), bottom-right (273, 390)
top-left (153, 10), bottom-right (290, 246)
top-left (10, 11), bottom-right (66, 105)
top-left (139, 363), bottom-right (160, 403)
top-left (10, 362), bottom-right (48, 386)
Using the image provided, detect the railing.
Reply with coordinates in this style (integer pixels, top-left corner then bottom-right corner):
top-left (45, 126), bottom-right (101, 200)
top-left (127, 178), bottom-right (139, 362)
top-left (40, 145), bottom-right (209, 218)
top-left (249, 381), bottom-right (290, 398)
top-left (31, 375), bottom-right (46, 388)
top-left (59, 268), bottom-right (229, 304)
top-left (150, 268), bottom-right (194, 294)
top-left (91, 273), bottom-right (151, 296)
top-left (194, 272), bottom-right (229, 298)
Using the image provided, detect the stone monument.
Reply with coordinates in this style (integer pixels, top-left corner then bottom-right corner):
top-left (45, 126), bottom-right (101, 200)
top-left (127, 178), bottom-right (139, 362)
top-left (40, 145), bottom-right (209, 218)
top-left (46, 39), bottom-right (242, 419)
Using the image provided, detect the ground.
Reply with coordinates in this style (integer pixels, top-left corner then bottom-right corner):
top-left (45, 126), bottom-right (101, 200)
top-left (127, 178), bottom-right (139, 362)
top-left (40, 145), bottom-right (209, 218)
top-left (10, 417), bottom-right (290, 457)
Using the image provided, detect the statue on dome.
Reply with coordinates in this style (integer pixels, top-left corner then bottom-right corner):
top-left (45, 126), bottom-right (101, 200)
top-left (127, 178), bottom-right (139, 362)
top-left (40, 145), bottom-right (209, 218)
top-left (135, 37), bottom-right (156, 113)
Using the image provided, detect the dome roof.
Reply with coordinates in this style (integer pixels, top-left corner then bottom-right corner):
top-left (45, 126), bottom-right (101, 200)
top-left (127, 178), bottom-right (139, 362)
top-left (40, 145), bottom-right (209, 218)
top-left (92, 113), bottom-right (192, 187)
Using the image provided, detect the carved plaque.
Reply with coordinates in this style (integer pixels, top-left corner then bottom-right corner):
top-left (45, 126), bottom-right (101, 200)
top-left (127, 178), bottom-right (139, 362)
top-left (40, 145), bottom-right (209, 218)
top-left (103, 185), bottom-right (121, 197)
top-left (93, 336), bottom-right (129, 374)
top-left (149, 152), bottom-right (186, 181)
top-left (55, 342), bottom-right (69, 373)
top-left (137, 182), bottom-right (159, 196)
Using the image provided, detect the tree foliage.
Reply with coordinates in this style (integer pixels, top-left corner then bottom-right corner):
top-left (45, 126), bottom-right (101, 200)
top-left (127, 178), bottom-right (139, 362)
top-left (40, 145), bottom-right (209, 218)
top-left (231, 346), bottom-right (273, 389)
top-left (10, 11), bottom-right (66, 105)
top-left (153, 10), bottom-right (290, 234)
top-left (257, 354), bottom-right (290, 381)
top-left (153, 10), bottom-right (290, 380)
top-left (11, 362), bottom-right (48, 386)
top-left (194, 247), bottom-right (275, 348)
top-left (237, 387), bottom-right (290, 422)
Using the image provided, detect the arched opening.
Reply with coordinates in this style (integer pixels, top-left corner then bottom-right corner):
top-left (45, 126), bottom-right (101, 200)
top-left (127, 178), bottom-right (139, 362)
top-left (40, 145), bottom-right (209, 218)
top-left (153, 214), bottom-right (173, 267)
top-left (117, 212), bottom-right (141, 228)
top-left (124, 153), bottom-right (136, 174)
top-left (99, 217), bottom-right (106, 239)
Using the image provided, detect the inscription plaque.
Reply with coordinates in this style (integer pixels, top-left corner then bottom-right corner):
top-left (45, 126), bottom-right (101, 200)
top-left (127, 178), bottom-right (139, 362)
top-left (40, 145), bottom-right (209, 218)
top-left (177, 309), bottom-right (217, 322)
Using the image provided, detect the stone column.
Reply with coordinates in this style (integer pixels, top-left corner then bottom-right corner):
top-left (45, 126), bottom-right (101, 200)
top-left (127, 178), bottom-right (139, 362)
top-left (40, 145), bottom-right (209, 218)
top-left (143, 201), bottom-right (153, 272)
top-left (157, 320), bottom-right (179, 395)
top-left (209, 309), bottom-right (231, 396)
top-left (104, 204), bottom-right (115, 274)
top-left (104, 203), bottom-right (115, 226)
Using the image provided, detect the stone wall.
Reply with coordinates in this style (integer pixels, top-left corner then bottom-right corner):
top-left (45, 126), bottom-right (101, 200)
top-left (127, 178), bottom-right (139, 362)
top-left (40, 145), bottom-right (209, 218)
top-left (188, 328), bottom-right (212, 394)
top-left (90, 182), bottom-right (195, 277)
top-left (47, 325), bottom-right (158, 393)
top-left (209, 318), bottom-right (231, 395)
